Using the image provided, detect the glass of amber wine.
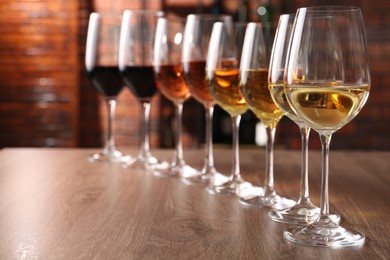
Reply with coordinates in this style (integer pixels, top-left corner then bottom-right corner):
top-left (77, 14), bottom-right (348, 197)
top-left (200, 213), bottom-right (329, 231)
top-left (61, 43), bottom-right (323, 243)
top-left (205, 22), bottom-right (260, 197)
top-left (118, 10), bottom-right (168, 170)
top-left (284, 6), bottom-right (370, 247)
top-left (181, 14), bottom-right (233, 185)
top-left (85, 12), bottom-right (131, 163)
top-left (153, 17), bottom-right (198, 177)
top-left (239, 22), bottom-right (295, 210)
top-left (268, 14), bottom-right (340, 224)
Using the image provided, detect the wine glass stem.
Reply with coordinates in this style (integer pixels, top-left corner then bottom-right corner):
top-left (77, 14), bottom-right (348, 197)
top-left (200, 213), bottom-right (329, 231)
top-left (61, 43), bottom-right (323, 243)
top-left (231, 115), bottom-right (242, 181)
top-left (139, 102), bottom-right (152, 159)
top-left (172, 103), bottom-right (185, 167)
top-left (319, 133), bottom-right (332, 217)
top-left (263, 126), bottom-right (276, 196)
top-left (203, 106), bottom-right (216, 173)
top-left (297, 126), bottom-right (311, 203)
top-left (103, 97), bottom-right (117, 154)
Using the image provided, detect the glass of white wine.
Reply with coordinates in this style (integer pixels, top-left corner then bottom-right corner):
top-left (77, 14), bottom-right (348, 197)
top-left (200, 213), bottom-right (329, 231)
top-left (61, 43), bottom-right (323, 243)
top-left (205, 22), bottom-right (261, 198)
top-left (268, 14), bottom-right (340, 225)
top-left (239, 22), bottom-right (295, 210)
top-left (284, 6), bottom-right (370, 247)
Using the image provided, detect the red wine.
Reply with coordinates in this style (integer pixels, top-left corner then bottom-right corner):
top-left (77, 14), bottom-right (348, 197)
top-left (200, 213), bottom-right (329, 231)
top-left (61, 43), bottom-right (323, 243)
top-left (87, 66), bottom-right (124, 97)
top-left (120, 66), bottom-right (157, 102)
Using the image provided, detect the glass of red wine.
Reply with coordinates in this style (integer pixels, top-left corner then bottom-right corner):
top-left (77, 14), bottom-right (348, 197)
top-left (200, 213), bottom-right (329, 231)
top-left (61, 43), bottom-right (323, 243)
top-left (118, 10), bottom-right (168, 170)
top-left (85, 12), bottom-right (131, 163)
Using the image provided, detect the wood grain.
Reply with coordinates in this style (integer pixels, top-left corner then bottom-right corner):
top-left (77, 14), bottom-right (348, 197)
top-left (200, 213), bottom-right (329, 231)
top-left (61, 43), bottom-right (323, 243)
top-left (0, 148), bottom-right (388, 259)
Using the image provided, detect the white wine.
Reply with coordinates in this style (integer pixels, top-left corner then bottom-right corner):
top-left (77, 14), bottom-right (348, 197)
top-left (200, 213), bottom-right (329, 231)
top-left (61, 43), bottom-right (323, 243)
top-left (285, 83), bottom-right (370, 133)
top-left (240, 69), bottom-right (284, 128)
top-left (269, 84), bottom-right (303, 124)
top-left (207, 68), bottom-right (248, 117)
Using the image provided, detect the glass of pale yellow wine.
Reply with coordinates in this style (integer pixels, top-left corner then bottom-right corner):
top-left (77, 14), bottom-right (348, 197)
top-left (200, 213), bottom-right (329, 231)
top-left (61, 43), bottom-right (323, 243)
top-left (283, 6), bottom-right (370, 247)
top-left (205, 22), bottom-right (261, 198)
top-left (239, 22), bottom-right (295, 210)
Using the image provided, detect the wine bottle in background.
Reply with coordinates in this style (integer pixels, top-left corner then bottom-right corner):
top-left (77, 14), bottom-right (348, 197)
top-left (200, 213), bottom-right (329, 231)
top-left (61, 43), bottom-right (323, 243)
top-left (237, 0), bottom-right (249, 22)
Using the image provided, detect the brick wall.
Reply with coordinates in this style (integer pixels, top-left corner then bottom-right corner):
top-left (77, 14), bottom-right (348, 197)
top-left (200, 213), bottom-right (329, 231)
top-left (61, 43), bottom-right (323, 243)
top-left (0, 0), bottom-right (80, 147)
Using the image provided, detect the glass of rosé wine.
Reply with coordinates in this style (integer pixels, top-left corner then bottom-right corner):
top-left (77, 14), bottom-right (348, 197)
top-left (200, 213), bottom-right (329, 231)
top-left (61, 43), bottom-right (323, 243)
top-left (153, 17), bottom-right (198, 177)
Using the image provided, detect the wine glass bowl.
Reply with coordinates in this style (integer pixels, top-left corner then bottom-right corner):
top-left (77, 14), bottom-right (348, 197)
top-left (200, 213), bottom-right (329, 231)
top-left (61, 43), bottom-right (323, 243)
top-left (153, 17), bottom-right (198, 177)
top-left (283, 6), bottom-right (370, 247)
top-left (118, 9), bottom-right (168, 170)
top-left (85, 12), bottom-right (131, 163)
top-left (154, 18), bottom-right (190, 104)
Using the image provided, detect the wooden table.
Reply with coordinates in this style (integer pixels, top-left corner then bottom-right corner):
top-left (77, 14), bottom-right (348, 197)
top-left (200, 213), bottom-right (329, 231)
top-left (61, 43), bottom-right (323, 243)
top-left (0, 147), bottom-right (389, 259)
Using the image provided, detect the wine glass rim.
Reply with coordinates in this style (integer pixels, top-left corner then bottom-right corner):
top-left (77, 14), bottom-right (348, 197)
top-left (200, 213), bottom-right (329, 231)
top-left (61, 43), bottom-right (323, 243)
top-left (298, 6), bottom-right (361, 13)
top-left (158, 16), bottom-right (186, 23)
top-left (247, 21), bottom-right (276, 28)
top-left (90, 11), bottom-right (123, 17)
top-left (187, 13), bottom-right (231, 20)
top-left (123, 9), bottom-right (164, 16)
top-left (280, 13), bottom-right (295, 18)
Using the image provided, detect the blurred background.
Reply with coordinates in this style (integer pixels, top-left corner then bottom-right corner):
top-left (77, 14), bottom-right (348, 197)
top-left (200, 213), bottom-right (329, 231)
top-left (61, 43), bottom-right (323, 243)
top-left (0, 0), bottom-right (388, 150)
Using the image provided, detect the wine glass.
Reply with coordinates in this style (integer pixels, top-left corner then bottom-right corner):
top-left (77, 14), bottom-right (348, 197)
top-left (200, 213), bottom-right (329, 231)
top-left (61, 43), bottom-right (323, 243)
top-left (118, 10), bottom-right (168, 170)
top-left (268, 14), bottom-right (340, 224)
top-left (239, 22), bottom-right (295, 210)
top-left (205, 22), bottom-right (261, 197)
top-left (153, 17), bottom-right (198, 177)
top-left (181, 14), bottom-right (233, 185)
top-left (85, 12), bottom-right (131, 163)
top-left (284, 6), bottom-right (370, 247)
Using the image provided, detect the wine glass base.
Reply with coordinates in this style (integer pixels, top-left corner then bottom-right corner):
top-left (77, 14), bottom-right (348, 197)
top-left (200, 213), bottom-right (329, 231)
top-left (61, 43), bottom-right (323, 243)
top-left (239, 193), bottom-right (296, 211)
top-left (154, 164), bottom-right (199, 178)
top-left (89, 151), bottom-right (132, 163)
top-left (206, 179), bottom-right (263, 198)
top-left (123, 156), bottom-right (169, 171)
top-left (269, 201), bottom-right (341, 225)
top-left (181, 171), bottom-right (227, 186)
top-left (284, 223), bottom-right (365, 248)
